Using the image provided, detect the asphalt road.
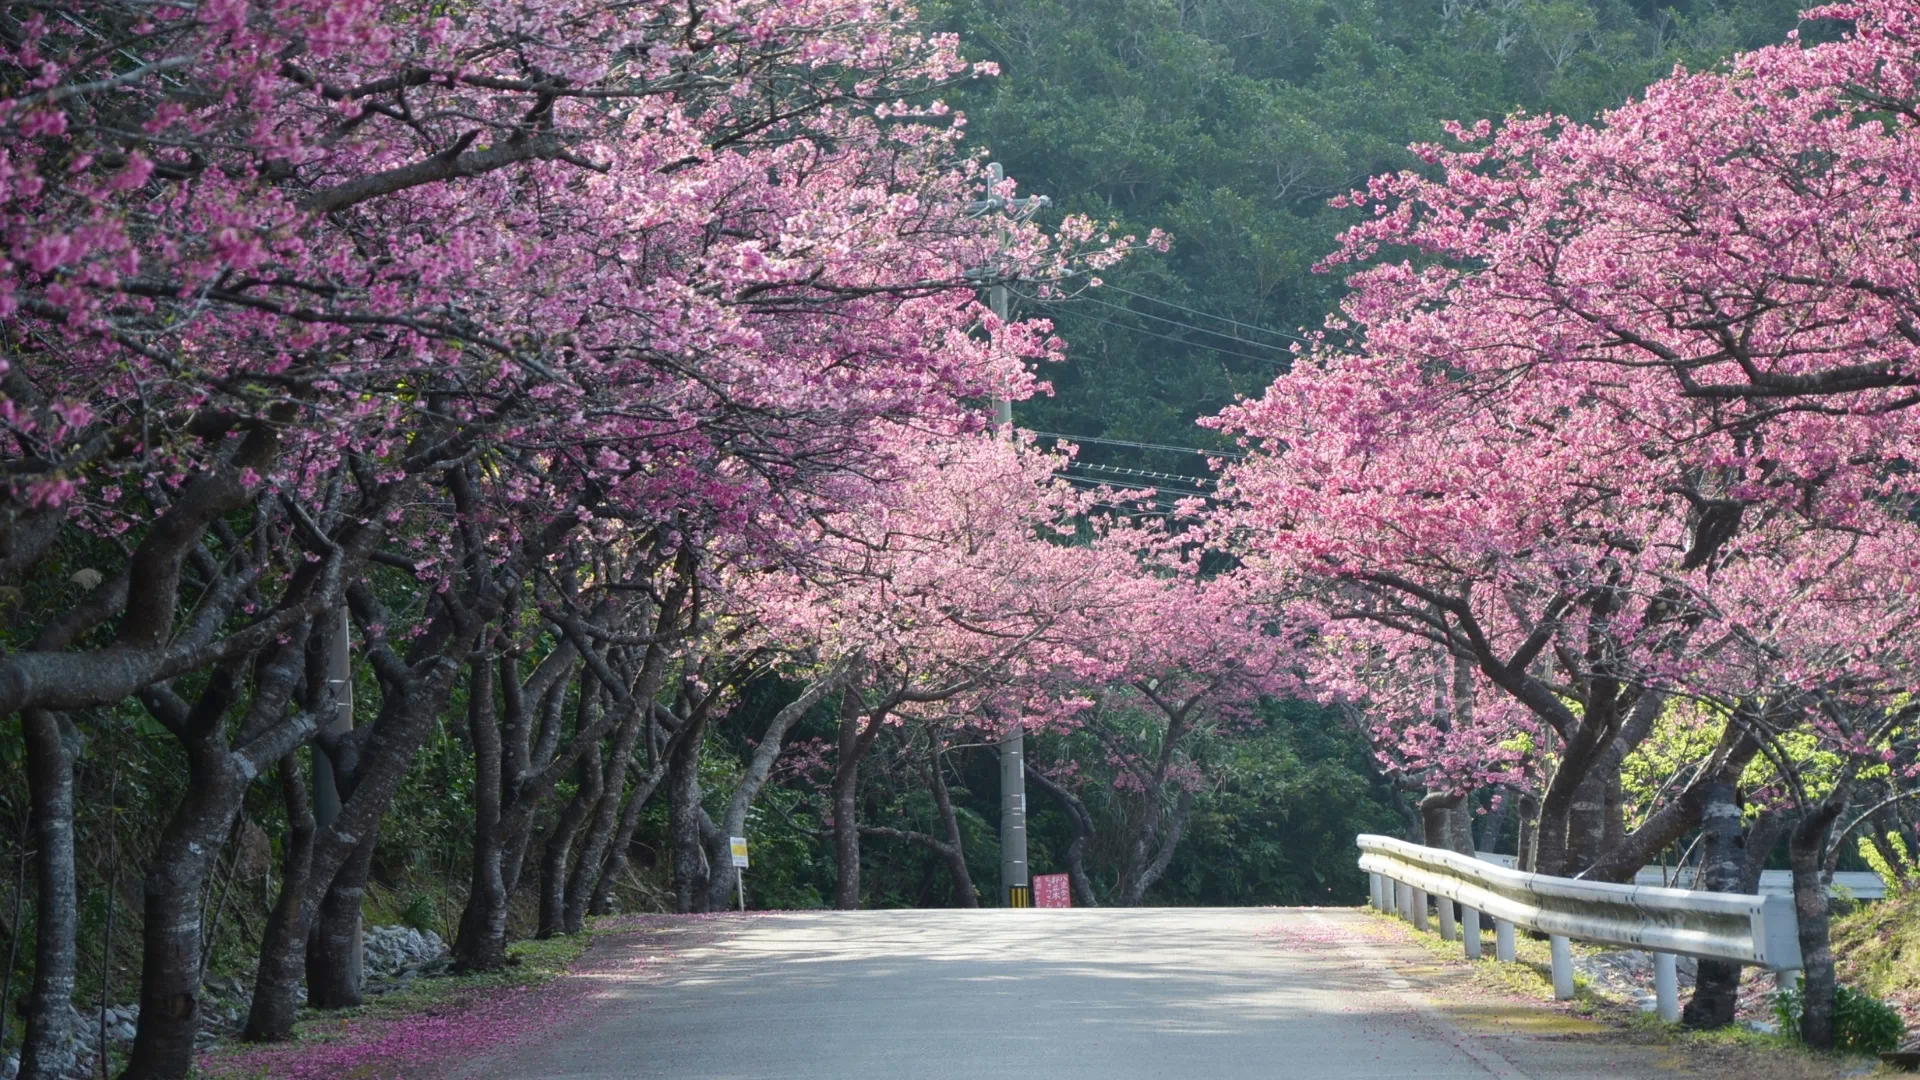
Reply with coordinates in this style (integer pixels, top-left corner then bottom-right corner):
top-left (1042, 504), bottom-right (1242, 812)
top-left (472, 907), bottom-right (1691, 1080)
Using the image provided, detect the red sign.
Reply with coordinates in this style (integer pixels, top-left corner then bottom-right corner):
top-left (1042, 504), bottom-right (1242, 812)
top-left (1033, 873), bottom-right (1072, 908)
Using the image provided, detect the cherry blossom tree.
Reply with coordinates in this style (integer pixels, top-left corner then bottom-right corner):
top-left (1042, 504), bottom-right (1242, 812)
top-left (0, 0), bottom-right (1146, 1074)
top-left (1207, 0), bottom-right (1920, 1044)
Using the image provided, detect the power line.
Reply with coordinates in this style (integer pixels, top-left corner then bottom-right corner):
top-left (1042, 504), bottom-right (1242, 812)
top-left (1053, 472), bottom-right (1215, 501)
top-left (1020, 295), bottom-right (1289, 367)
top-left (1098, 284), bottom-right (1324, 349)
top-left (1030, 430), bottom-right (1247, 461)
top-left (1055, 292), bottom-right (1300, 359)
top-left (1063, 460), bottom-right (1218, 487)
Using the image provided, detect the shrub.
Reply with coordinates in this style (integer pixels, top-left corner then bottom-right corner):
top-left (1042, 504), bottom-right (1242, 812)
top-left (1774, 977), bottom-right (1906, 1054)
top-left (402, 893), bottom-right (439, 934)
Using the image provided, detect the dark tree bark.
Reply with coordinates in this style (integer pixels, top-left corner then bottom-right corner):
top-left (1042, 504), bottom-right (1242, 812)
top-left (1791, 799), bottom-right (1847, 1049)
top-left (1118, 788), bottom-right (1195, 905)
top-left (829, 687), bottom-right (884, 911)
top-left (455, 634), bottom-right (593, 965)
top-left (1028, 766), bottom-right (1098, 907)
top-left (455, 653), bottom-right (508, 971)
top-left (1516, 790), bottom-right (1541, 871)
top-left (122, 635), bottom-right (321, 1080)
top-left (669, 696), bottom-right (714, 914)
top-left (1582, 723), bottom-right (1761, 885)
top-left (244, 638), bottom-right (466, 1041)
top-left (1420, 791), bottom-right (1474, 855)
top-left (538, 740), bottom-right (602, 938)
top-left (20, 709), bottom-right (81, 1080)
top-left (1565, 772), bottom-right (1610, 874)
top-left (307, 833), bottom-right (375, 1007)
top-left (1681, 780), bottom-right (1745, 1029)
top-left (588, 704), bottom-right (673, 917)
top-left (564, 645), bottom-right (671, 932)
top-left (588, 754), bottom-right (669, 916)
top-left (1475, 787), bottom-right (1509, 854)
top-left (924, 744), bottom-right (978, 907)
top-left (245, 756), bottom-right (316, 1043)
top-left (1110, 686), bottom-right (1203, 906)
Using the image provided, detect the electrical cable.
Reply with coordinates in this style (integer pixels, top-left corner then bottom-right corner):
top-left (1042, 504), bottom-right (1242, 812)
top-left (1018, 296), bottom-right (1289, 367)
top-left (1029, 430), bottom-right (1246, 461)
top-left (1063, 460), bottom-right (1218, 487)
top-left (1097, 284), bottom-right (1324, 348)
top-left (1053, 472), bottom-right (1214, 501)
top-left (1056, 291), bottom-right (1300, 358)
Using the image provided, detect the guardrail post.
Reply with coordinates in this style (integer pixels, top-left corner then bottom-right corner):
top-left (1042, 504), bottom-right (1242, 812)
top-left (1369, 872), bottom-right (1383, 910)
top-left (1396, 880), bottom-right (1411, 921)
top-left (1550, 935), bottom-right (1574, 1000)
top-left (1494, 919), bottom-right (1515, 962)
top-left (1411, 888), bottom-right (1429, 932)
top-left (1653, 952), bottom-right (1678, 1022)
top-left (1462, 907), bottom-right (1481, 959)
top-left (1437, 896), bottom-right (1456, 941)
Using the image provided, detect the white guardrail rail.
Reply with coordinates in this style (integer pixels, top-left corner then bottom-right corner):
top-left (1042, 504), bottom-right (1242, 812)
top-left (1473, 850), bottom-right (1886, 900)
top-left (1356, 834), bottom-right (1802, 1022)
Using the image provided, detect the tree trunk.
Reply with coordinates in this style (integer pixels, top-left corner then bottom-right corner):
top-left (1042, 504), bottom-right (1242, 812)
top-left (1681, 780), bottom-right (1744, 1029)
top-left (1029, 767), bottom-right (1098, 907)
top-left (1791, 801), bottom-right (1846, 1049)
top-left (245, 644), bottom-right (464, 1041)
top-left (927, 744), bottom-right (978, 907)
top-left (1118, 788), bottom-right (1195, 905)
top-left (20, 710), bottom-right (81, 1080)
top-left (564, 703), bottom-right (647, 934)
top-left (1564, 771), bottom-right (1611, 875)
top-left (1475, 787), bottom-right (1508, 854)
top-left (1581, 725), bottom-right (1761, 885)
top-left (307, 834), bottom-right (374, 1006)
top-left (703, 664), bottom-right (849, 912)
top-left (831, 689), bottom-right (867, 911)
top-left (589, 756), bottom-right (668, 916)
top-left (538, 743), bottom-right (601, 938)
top-left (1516, 790), bottom-right (1541, 871)
top-left (244, 757), bottom-right (315, 1042)
top-left (669, 704), bottom-right (712, 914)
top-left (454, 656), bottom-right (508, 972)
top-left (830, 753), bottom-right (862, 911)
top-left (119, 748), bottom-right (249, 1079)
top-left (1420, 791), bottom-right (1474, 855)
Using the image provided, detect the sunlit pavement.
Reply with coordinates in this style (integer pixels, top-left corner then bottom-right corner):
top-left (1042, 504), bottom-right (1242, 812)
top-left (468, 907), bottom-right (1688, 1079)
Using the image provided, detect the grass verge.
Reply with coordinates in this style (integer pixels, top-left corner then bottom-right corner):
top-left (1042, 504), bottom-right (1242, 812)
top-left (1357, 907), bottom-right (1881, 1078)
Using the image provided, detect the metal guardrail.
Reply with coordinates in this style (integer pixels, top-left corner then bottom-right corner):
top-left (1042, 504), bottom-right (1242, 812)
top-left (1357, 834), bottom-right (1802, 1022)
top-left (1472, 851), bottom-right (1886, 900)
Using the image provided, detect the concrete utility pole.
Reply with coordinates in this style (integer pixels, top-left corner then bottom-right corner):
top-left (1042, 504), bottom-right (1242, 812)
top-left (965, 162), bottom-right (1047, 908)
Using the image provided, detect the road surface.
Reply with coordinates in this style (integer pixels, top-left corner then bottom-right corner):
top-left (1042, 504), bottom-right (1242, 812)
top-left (469, 907), bottom-right (1700, 1079)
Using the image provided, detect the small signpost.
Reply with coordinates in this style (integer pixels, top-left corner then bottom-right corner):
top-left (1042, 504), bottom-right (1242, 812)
top-left (730, 836), bottom-right (749, 911)
top-left (1033, 873), bottom-right (1072, 908)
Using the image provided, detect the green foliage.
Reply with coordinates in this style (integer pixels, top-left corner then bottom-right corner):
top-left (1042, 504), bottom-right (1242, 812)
top-left (401, 893), bottom-right (439, 934)
top-left (1858, 833), bottom-right (1915, 901)
top-left (927, 0), bottom-right (1820, 473)
top-left (1772, 976), bottom-right (1906, 1054)
top-left (1159, 699), bottom-right (1400, 904)
top-left (1832, 885), bottom-right (1920, 1031)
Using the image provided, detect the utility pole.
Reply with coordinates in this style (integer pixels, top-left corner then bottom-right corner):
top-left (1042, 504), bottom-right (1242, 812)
top-left (966, 162), bottom-right (1047, 909)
